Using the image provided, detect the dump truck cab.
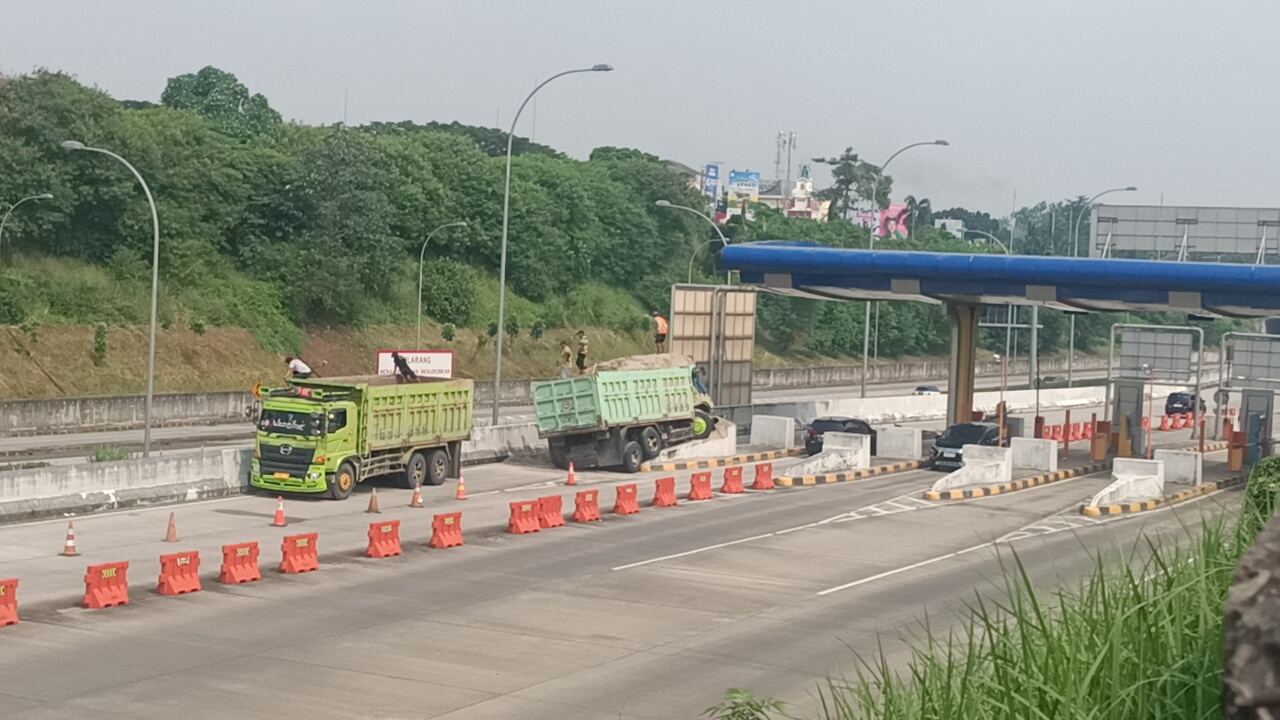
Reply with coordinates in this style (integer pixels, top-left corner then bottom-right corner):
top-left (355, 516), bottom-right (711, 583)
top-left (253, 385), bottom-right (361, 497)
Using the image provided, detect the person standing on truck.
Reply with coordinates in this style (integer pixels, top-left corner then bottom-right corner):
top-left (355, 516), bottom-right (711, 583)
top-left (559, 341), bottom-right (573, 379)
top-left (575, 330), bottom-right (589, 375)
top-left (285, 356), bottom-right (313, 380)
top-left (391, 352), bottom-right (419, 383)
top-left (652, 311), bottom-right (668, 353)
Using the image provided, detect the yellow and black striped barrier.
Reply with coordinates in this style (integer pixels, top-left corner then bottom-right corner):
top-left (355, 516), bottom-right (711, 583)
top-left (639, 447), bottom-right (805, 473)
top-left (775, 460), bottom-right (925, 487)
top-left (925, 461), bottom-right (1112, 501)
top-left (1081, 475), bottom-right (1245, 516)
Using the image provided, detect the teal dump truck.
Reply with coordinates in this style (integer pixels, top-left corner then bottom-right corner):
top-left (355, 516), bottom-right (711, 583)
top-left (532, 355), bottom-right (715, 472)
top-left (250, 375), bottom-right (473, 500)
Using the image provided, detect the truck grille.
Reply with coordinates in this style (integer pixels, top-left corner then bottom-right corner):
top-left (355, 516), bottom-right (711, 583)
top-left (258, 442), bottom-right (316, 477)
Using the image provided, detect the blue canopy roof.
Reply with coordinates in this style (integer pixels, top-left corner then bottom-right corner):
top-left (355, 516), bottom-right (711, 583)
top-left (721, 242), bottom-right (1280, 318)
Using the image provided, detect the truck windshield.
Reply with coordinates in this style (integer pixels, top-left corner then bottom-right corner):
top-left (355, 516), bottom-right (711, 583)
top-left (259, 409), bottom-right (323, 437)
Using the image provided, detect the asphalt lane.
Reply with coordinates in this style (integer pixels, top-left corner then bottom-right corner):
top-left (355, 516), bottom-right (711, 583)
top-left (0, 455), bottom-right (1239, 719)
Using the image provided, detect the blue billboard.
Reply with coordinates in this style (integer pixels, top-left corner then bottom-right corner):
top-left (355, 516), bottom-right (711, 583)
top-left (703, 164), bottom-right (719, 197)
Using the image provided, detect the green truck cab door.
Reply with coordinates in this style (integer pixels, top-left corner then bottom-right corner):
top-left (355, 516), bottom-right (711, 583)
top-left (324, 402), bottom-right (359, 463)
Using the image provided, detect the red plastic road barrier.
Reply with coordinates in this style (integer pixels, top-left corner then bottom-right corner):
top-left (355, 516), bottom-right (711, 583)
top-left (1160, 414), bottom-right (1172, 431)
top-left (280, 533), bottom-right (319, 574)
top-left (652, 477), bottom-right (678, 507)
top-left (1172, 413), bottom-right (1185, 429)
top-left (1083, 421), bottom-right (1095, 440)
top-left (508, 501), bottom-right (541, 534)
top-left (1185, 412), bottom-right (1195, 428)
top-left (429, 512), bottom-right (464, 548)
top-left (1069, 423), bottom-right (1082, 442)
top-left (83, 561), bottom-right (129, 609)
top-left (538, 495), bottom-right (566, 528)
top-left (366, 519), bottom-right (402, 559)
top-left (157, 550), bottom-right (202, 596)
top-left (572, 490), bottom-right (602, 523)
top-left (1049, 424), bottom-right (1062, 442)
top-left (219, 542), bottom-right (261, 584)
top-left (720, 466), bottom-right (745, 494)
top-left (752, 463), bottom-right (775, 490)
top-left (688, 472), bottom-right (714, 501)
top-left (613, 483), bottom-right (640, 515)
top-left (0, 578), bottom-right (17, 627)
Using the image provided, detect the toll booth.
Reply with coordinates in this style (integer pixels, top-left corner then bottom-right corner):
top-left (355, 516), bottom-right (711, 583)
top-left (1218, 332), bottom-right (1280, 465)
top-left (1105, 324), bottom-right (1204, 458)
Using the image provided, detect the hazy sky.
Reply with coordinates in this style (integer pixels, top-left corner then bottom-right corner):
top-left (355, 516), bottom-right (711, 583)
top-left (3, 1), bottom-right (1278, 214)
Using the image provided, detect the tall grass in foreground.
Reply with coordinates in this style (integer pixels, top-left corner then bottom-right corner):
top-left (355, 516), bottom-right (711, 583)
top-left (706, 457), bottom-right (1280, 720)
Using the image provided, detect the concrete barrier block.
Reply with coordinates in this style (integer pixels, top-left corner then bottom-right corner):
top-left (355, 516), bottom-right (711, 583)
top-left (654, 420), bottom-right (738, 462)
top-left (785, 432), bottom-right (870, 477)
top-left (928, 445), bottom-right (1012, 493)
top-left (1088, 458), bottom-right (1165, 506)
top-left (749, 415), bottom-right (795, 449)
top-left (1011, 437), bottom-right (1058, 472)
top-left (1154, 449), bottom-right (1202, 486)
top-left (877, 427), bottom-right (923, 459)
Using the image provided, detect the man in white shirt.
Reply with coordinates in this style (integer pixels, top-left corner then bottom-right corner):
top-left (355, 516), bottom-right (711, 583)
top-left (285, 356), bottom-right (313, 380)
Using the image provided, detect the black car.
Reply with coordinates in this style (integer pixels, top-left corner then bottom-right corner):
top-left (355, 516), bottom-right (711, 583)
top-left (1165, 392), bottom-right (1206, 416)
top-left (929, 422), bottom-right (1001, 471)
top-left (805, 416), bottom-right (877, 456)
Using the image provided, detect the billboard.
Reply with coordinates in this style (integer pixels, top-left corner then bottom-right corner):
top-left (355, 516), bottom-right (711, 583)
top-left (703, 164), bottom-right (719, 197)
top-left (375, 350), bottom-right (454, 378)
top-left (727, 171), bottom-right (760, 205)
top-left (1090, 204), bottom-right (1280, 260)
top-left (854, 211), bottom-right (879, 232)
top-left (879, 203), bottom-right (909, 239)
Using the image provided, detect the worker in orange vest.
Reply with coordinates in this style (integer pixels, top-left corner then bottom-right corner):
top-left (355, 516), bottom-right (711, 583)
top-left (652, 311), bottom-right (669, 353)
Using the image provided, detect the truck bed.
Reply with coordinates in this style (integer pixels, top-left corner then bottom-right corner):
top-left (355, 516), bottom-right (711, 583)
top-left (533, 366), bottom-right (696, 436)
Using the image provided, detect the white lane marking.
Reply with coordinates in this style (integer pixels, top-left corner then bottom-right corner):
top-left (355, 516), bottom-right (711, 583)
top-left (611, 532), bottom-right (780, 571)
top-left (816, 542), bottom-right (989, 596)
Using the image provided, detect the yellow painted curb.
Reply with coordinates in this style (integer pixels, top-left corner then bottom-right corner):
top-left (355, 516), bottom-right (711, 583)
top-left (924, 461), bottom-right (1112, 501)
top-left (639, 447), bottom-right (805, 473)
top-left (775, 460), bottom-right (926, 488)
top-left (1081, 475), bottom-right (1246, 516)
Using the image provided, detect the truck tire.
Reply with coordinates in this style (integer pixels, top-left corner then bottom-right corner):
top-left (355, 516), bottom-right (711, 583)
top-left (403, 452), bottom-right (429, 489)
top-left (548, 440), bottom-right (568, 470)
top-left (621, 441), bottom-right (643, 473)
top-left (423, 449), bottom-right (449, 486)
top-left (330, 461), bottom-right (357, 500)
top-left (692, 410), bottom-right (714, 440)
top-left (639, 426), bottom-right (663, 459)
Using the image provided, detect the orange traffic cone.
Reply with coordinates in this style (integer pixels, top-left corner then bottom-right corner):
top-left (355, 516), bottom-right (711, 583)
top-left (367, 487), bottom-right (381, 514)
top-left (409, 483), bottom-right (424, 508)
top-left (455, 472), bottom-right (468, 501)
top-left (566, 462), bottom-right (577, 486)
top-left (60, 521), bottom-right (80, 557)
top-left (271, 496), bottom-right (287, 527)
top-left (163, 512), bottom-right (178, 543)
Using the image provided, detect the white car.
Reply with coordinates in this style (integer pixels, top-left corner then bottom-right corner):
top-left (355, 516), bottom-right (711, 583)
top-left (912, 385), bottom-right (941, 396)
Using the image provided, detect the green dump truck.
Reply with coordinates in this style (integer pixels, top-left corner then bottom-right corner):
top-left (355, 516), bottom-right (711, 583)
top-left (532, 356), bottom-right (715, 473)
top-left (250, 375), bottom-right (473, 500)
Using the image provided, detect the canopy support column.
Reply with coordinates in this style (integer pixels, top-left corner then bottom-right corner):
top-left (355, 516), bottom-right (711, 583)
top-left (947, 303), bottom-right (980, 428)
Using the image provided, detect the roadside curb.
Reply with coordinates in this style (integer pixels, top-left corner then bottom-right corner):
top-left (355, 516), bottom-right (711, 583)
top-left (640, 448), bottom-right (804, 472)
top-left (1081, 475), bottom-right (1247, 516)
top-left (924, 460), bottom-right (1112, 501)
top-left (1196, 441), bottom-right (1230, 453)
top-left (776, 460), bottom-right (925, 487)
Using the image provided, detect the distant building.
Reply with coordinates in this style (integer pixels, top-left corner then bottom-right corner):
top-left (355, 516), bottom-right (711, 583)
top-left (934, 218), bottom-right (965, 238)
top-left (755, 165), bottom-right (830, 221)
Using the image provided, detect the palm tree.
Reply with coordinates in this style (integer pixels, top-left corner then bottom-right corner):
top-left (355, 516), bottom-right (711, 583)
top-left (904, 196), bottom-right (933, 238)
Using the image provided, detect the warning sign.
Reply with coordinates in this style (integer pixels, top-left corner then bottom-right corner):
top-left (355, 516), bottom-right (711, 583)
top-left (376, 350), bottom-right (453, 379)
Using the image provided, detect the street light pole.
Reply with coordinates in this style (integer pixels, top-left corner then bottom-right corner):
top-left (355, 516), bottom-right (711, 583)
top-left (0, 193), bottom-right (54, 265)
top-left (493, 64), bottom-right (612, 425)
top-left (656, 201), bottom-right (730, 284)
top-left (417, 221), bottom-right (468, 350)
top-left (62, 141), bottom-right (160, 457)
top-left (1067, 186), bottom-right (1137, 388)
top-left (861, 140), bottom-right (949, 398)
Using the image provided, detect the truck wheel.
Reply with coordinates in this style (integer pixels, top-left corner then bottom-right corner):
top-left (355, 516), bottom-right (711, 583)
top-left (639, 427), bottom-right (663, 459)
top-left (403, 452), bottom-right (429, 489)
top-left (330, 461), bottom-right (357, 500)
top-left (692, 410), bottom-right (714, 440)
top-left (423, 449), bottom-right (449, 486)
top-left (621, 441), bottom-right (643, 473)
top-left (548, 442), bottom-right (568, 470)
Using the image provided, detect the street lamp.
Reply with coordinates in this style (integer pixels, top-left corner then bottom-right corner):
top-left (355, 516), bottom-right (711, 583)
top-left (655, 200), bottom-right (730, 284)
top-left (1067, 186), bottom-right (1136, 388)
top-left (62, 140), bottom-right (161, 458)
top-left (962, 228), bottom-right (1011, 256)
top-left (493, 63), bottom-right (612, 425)
top-left (861, 139), bottom-right (949, 398)
top-left (417, 221), bottom-right (468, 350)
top-left (0, 193), bottom-right (54, 265)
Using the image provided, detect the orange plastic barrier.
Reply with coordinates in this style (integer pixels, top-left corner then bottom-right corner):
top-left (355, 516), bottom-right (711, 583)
top-left (0, 578), bottom-right (17, 627)
top-left (508, 501), bottom-right (541, 534)
top-left (219, 542), bottom-right (261, 584)
top-left (1049, 424), bottom-right (1063, 442)
top-left (157, 550), bottom-right (202, 596)
top-left (652, 477), bottom-right (678, 507)
top-left (1068, 423), bottom-right (1082, 442)
top-left (720, 466), bottom-right (745, 494)
top-left (280, 533), bottom-right (319, 574)
top-left (688, 471), bottom-right (714, 501)
top-left (429, 512), bottom-right (464, 548)
top-left (366, 519), bottom-right (402, 559)
top-left (752, 463), bottom-right (775, 490)
top-left (572, 490), bottom-right (602, 522)
top-left (1173, 413), bottom-right (1185, 429)
top-left (1083, 421), bottom-right (1095, 440)
top-left (613, 483), bottom-right (640, 515)
top-left (538, 495), bottom-right (566, 528)
top-left (1185, 412), bottom-right (1195, 428)
top-left (83, 561), bottom-right (129, 609)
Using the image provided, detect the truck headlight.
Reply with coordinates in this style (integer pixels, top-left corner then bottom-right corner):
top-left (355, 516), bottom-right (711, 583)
top-left (308, 472), bottom-right (321, 479)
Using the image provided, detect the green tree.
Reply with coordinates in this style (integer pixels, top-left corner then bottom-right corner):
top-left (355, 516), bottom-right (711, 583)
top-left (904, 195), bottom-right (932, 237)
top-left (160, 66), bottom-right (282, 140)
top-left (812, 147), bottom-right (891, 219)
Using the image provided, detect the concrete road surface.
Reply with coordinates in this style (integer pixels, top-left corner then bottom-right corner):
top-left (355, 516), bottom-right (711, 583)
top-left (0, 447), bottom-right (1238, 719)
